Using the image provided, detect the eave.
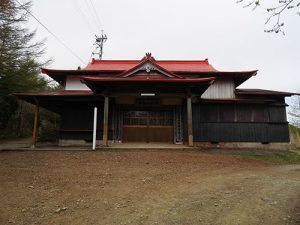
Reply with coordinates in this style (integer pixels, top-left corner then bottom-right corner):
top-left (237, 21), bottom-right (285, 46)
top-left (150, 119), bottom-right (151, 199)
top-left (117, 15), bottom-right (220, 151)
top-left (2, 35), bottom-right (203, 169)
top-left (200, 98), bottom-right (276, 103)
top-left (235, 89), bottom-right (298, 97)
top-left (12, 91), bottom-right (94, 113)
top-left (80, 76), bottom-right (216, 95)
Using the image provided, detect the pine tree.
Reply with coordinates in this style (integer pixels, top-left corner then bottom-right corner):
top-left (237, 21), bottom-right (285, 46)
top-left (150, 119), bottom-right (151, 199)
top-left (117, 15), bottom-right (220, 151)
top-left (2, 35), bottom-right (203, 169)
top-left (0, 0), bottom-right (48, 130)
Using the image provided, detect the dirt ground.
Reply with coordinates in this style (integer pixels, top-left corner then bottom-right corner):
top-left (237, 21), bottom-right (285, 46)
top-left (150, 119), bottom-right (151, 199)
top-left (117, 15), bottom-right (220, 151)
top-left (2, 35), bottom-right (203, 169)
top-left (0, 150), bottom-right (299, 225)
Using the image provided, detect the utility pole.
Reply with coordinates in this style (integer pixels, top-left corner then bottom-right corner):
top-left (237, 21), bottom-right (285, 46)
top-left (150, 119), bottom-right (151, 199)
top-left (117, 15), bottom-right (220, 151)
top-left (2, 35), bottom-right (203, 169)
top-left (92, 30), bottom-right (107, 60)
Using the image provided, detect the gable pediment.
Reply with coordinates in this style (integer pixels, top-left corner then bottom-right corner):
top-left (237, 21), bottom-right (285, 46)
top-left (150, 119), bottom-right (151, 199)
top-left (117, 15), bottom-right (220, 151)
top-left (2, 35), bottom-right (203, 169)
top-left (123, 62), bottom-right (174, 78)
top-left (118, 53), bottom-right (182, 79)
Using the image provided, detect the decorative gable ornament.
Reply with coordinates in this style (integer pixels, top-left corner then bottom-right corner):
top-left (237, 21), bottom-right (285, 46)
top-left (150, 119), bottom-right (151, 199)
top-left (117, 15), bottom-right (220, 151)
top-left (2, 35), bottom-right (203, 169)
top-left (145, 64), bottom-right (151, 73)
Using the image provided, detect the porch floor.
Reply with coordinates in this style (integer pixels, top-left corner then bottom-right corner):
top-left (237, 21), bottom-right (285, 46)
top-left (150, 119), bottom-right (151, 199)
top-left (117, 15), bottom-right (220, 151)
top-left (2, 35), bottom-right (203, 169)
top-left (103, 142), bottom-right (192, 151)
top-left (0, 139), bottom-right (193, 151)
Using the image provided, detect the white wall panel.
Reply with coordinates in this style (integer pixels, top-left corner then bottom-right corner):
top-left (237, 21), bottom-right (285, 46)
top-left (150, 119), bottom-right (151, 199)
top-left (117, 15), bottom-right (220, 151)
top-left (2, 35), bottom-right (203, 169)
top-left (65, 76), bottom-right (90, 90)
top-left (202, 78), bottom-right (235, 99)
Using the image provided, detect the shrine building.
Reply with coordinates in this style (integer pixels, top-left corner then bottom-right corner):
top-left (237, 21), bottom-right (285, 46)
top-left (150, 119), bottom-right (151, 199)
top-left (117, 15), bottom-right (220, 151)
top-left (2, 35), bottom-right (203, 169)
top-left (13, 53), bottom-right (296, 149)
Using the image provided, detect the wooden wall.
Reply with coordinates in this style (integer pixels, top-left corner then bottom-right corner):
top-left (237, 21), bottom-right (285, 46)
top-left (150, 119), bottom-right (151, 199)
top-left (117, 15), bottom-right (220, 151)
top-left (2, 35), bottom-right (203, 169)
top-left (183, 102), bottom-right (290, 143)
top-left (58, 101), bottom-right (115, 141)
top-left (57, 99), bottom-right (290, 143)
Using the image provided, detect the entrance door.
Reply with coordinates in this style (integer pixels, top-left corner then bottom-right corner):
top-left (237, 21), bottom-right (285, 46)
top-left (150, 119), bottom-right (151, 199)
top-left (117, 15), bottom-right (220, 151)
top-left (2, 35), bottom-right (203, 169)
top-left (122, 110), bottom-right (174, 143)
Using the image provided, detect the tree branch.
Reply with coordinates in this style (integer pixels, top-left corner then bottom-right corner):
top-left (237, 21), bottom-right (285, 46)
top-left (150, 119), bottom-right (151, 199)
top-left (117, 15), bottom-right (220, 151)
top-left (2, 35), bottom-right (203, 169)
top-left (237, 0), bottom-right (299, 34)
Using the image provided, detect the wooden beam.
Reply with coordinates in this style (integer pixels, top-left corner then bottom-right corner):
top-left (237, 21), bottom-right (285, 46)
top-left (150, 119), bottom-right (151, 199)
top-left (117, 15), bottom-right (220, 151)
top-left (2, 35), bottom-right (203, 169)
top-left (100, 92), bottom-right (190, 98)
top-left (32, 100), bottom-right (39, 148)
top-left (187, 96), bottom-right (193, 147)
top-left (103, 96), bottom-right (109, 146)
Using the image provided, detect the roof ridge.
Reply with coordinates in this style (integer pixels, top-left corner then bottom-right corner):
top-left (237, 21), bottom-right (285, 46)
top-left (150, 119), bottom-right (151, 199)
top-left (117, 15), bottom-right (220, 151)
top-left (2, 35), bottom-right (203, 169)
top-left (90, 59), bottom-right (210, 63)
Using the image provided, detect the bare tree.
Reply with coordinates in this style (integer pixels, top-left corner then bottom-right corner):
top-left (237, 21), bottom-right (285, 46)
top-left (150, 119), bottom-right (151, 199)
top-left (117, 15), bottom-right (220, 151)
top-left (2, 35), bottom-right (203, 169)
top-left (237, 0), bottom-right (300, 34)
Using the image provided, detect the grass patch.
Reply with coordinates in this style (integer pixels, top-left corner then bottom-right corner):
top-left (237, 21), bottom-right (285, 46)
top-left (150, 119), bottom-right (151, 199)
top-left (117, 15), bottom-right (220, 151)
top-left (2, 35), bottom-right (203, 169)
top-left (289, 125), bottom-right (300, 149)
top-left (229, 150), bottom-right (300, 164)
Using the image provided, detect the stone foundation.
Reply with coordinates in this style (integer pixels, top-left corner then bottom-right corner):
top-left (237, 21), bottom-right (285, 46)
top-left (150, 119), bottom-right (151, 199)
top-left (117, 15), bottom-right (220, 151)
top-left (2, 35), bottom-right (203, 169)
top-left (59, 139), bottom-right (290, 151)
top-left (194, 142), bottom-right (290, 151)
top-left (59, 139), bottom-right (98, 147)
top-left (58, 139), bottom-right (117, 147)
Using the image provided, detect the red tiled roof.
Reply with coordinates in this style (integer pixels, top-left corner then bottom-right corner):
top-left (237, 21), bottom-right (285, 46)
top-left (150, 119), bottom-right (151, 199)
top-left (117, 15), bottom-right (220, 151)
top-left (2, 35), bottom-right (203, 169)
top-left (84, 58), bottom-right (218, 73)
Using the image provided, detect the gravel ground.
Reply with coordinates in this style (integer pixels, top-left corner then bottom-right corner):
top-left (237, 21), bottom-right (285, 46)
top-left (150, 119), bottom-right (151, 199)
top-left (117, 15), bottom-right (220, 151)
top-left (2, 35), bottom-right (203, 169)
top-left (0, 150), bottom-right (299, 225)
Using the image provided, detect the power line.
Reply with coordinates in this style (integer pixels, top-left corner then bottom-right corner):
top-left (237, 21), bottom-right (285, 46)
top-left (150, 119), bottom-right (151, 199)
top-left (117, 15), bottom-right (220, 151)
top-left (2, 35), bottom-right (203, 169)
top-left (89, 0), bottom-right (103, 29)
top-left (84, 0), bottom-right (102, 31)
top-left (15, 0), bottom-right (85, 64)
top-left (73, 0), bottom-right (96, 36)
top-left (72, 0), bottom-right (108, 60)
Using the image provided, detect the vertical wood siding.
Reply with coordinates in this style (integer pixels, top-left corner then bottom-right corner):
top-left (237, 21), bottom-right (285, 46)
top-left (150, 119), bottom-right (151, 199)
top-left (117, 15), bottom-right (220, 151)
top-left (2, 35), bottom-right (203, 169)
top-left (59, 101), bottom-right (116, 141)
top-left (58, 101), bottom-right (290, 143)
top-left (182, 102), bottom-right (289, 143)
top-left (201, 78), bottom-right (236, 99)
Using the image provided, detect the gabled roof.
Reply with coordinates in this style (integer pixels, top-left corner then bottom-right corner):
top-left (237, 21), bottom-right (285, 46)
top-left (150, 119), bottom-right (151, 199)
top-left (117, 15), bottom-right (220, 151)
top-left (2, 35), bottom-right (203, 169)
top-left (41, 53), bottom-right (257, 86)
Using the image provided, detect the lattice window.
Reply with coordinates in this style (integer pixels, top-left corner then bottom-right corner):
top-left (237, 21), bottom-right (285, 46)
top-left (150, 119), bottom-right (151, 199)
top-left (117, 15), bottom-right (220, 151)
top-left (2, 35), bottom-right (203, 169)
top-left (123, 111), bottom-right (173, 126)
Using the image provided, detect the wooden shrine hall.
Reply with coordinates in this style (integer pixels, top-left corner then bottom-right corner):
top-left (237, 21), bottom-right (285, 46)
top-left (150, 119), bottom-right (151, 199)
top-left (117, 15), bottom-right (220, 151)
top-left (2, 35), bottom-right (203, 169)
top-left (13, 53), bottom-right (297, 149)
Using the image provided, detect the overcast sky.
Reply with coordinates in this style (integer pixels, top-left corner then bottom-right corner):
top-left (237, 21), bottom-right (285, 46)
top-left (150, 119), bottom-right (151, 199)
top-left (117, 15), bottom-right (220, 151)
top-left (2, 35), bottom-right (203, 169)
top-left (26, 0), bottom-right (300, 92)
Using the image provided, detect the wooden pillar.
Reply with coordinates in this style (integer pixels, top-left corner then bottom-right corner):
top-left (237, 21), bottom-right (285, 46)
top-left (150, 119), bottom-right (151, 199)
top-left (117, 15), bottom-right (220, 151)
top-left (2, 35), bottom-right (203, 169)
top-left (32, 101), bottom-right (39, 148)
top-left (103, 96), bottom-right (109, 146)
top-left (187, 96), bottom-right (193, 147)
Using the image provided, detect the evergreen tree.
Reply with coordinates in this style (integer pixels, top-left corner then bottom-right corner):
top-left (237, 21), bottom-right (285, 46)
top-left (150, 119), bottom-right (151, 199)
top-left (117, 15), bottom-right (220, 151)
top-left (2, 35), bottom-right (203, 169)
top-left (0, 0), bottom-right (48, 130)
